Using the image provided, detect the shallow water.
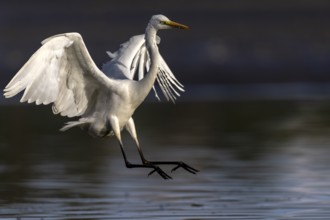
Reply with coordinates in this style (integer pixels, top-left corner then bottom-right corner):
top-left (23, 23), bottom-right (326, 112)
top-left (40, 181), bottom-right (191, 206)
top-left (1, 102), bottom-right (330, 219)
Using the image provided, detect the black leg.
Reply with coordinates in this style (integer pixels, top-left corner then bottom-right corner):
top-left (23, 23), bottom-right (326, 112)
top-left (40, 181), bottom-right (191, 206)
top-left (118, 143), bottom-right (172, 179)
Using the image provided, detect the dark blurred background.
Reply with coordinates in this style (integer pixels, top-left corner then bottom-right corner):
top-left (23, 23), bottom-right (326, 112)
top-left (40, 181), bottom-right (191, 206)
top-left (3, 2), bottom-right (330, 218)
top-left (2, 0), bottom-right (330, 102)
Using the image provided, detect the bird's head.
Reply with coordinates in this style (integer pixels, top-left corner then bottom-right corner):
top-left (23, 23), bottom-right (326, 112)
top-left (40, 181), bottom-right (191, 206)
top-left (149, 14), bottom-right (189, 30)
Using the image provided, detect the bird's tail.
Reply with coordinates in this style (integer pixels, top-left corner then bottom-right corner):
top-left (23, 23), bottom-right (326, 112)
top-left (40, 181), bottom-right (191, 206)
top-left (60, 118), bottom-right (92, 132)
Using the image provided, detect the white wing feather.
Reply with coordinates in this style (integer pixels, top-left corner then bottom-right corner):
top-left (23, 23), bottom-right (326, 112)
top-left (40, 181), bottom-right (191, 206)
top-left (4, 32), bottom-right (115, 117)
top-left (102, 34), bottom-right (184, 102)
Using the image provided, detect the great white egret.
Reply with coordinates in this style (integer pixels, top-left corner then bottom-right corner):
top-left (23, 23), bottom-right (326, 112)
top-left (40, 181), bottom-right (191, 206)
top-left (3, 14), bottom-right (198, 179)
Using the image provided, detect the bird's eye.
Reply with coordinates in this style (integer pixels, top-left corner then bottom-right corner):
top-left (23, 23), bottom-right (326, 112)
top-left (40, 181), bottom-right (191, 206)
top-left (160, 21), bottom-right (166, 25)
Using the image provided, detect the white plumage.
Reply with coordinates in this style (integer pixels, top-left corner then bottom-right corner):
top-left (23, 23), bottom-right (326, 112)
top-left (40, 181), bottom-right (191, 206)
top-left (3, 15), bottom-right (198, 179)
top-left (5, 33), bottom-right (112, 118)
top-left (102, 34), bottom-right (184, 102)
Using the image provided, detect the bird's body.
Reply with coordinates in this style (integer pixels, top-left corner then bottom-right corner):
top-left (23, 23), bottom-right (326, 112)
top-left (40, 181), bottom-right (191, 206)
top-left (4, 15), bottom-right (198, 179)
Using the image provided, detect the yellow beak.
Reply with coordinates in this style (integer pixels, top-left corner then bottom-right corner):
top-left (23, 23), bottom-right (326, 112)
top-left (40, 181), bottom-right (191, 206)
top-left (165, 20), bottom-right (190, 30)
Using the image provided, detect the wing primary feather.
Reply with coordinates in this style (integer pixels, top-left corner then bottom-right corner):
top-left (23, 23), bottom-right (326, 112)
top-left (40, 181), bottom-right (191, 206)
top-left (157, 72), bottom-right (175, 102)
top-left (4, 52), bottom-right (43, 99)
top-left (152, 86), bottom-right (161, 101)
top-left (20, 59), bottom-right (46, 103)
top-left (4, 32), bottom-right (115, 119)
top-left (159, 62), bottom-right (184, 91)
top-left (156, 75), bottom-right (170, 101)
top-left (159, 71), bottom-right (177, 102)
top-left (161, 69), bottom-right (180, 101)
top-left (161, 69), bottom-right (185, 93)
top-left (160, 69), bottom-right (181, 97)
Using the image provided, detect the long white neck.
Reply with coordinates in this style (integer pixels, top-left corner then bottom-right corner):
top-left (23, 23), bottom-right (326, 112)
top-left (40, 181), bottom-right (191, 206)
top-left (134, 24), bottom-right (160, 105)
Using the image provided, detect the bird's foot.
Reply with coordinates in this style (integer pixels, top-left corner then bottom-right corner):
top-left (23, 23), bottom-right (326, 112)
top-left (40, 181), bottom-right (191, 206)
top-left (147, 166), bottom-right (172, 179)
top-left (144, 160), bottom-right (199, 175)
top-left (125, 162), bottom-right (172, 179)
top-left (171, 162), bottom-right (199, 174)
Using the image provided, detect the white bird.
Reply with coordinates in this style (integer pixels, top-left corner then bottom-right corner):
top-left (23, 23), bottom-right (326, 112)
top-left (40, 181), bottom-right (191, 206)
top-left (3, 14), bottom-right (198, 179)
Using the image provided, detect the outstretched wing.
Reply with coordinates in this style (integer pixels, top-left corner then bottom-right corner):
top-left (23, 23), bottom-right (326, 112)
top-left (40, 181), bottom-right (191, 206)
top-left (4, 32), bottom-right (115, 118)
top-left (102, 34), bottom-right (184, 102)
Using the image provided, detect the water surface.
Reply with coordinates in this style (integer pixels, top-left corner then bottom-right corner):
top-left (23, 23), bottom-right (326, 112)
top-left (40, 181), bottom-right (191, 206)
top-left (1, 102), bottom-right (330, 219)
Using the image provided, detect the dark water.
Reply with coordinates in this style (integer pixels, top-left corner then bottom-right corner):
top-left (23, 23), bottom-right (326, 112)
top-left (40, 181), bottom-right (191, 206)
top-left (1, 101), bottom-right (330, 219)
